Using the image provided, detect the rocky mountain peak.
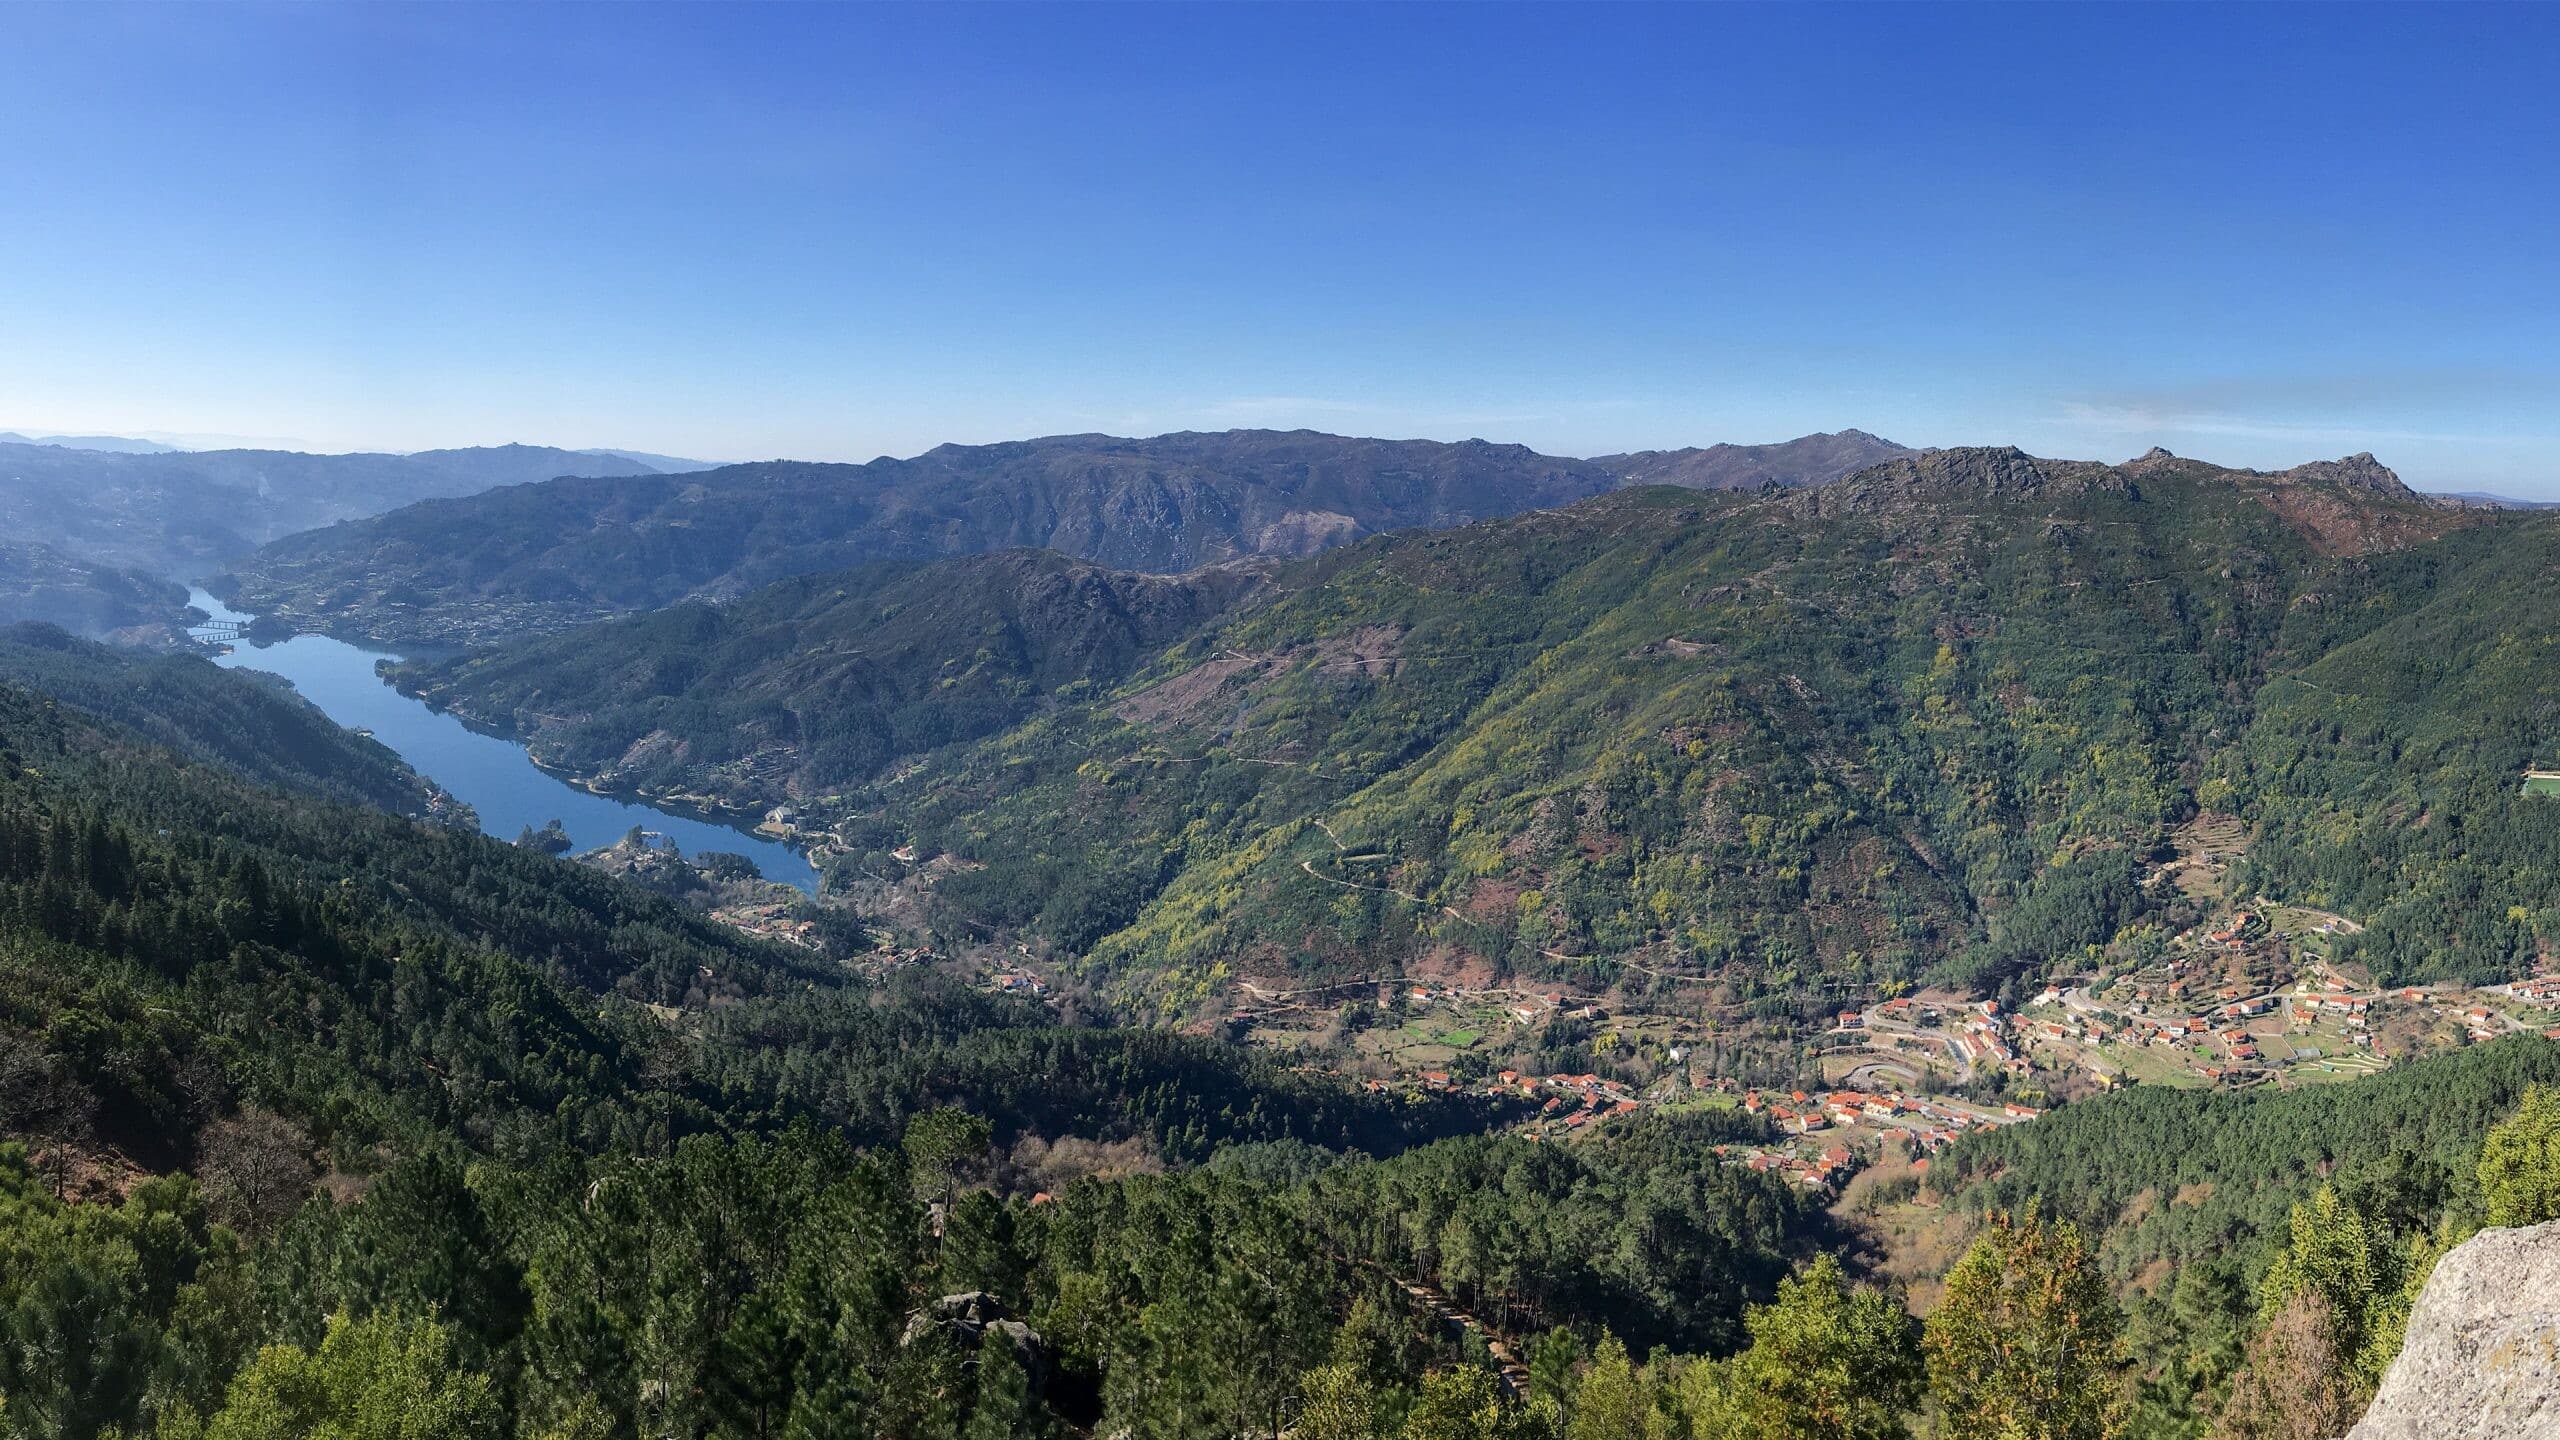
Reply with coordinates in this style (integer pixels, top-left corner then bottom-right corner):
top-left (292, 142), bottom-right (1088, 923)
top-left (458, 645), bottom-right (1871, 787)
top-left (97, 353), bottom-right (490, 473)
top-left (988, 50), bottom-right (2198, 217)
top-left (1803, 445), bottom-right (2136, 516)
top-left (2280, 451), bottom-right (2415, 497)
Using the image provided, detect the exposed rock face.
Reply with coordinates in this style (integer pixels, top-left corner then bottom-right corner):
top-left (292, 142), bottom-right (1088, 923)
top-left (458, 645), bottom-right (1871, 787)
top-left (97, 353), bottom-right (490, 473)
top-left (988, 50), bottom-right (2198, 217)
top-left (1788, 445), bottom-right (2137, 520)
top-left (2279, 452), bottom-right (2415, 498)
top-left (901, 1291), bottom-right (1050, 1392)
top-left (2344, 1219), bottom-right (2560, 1440)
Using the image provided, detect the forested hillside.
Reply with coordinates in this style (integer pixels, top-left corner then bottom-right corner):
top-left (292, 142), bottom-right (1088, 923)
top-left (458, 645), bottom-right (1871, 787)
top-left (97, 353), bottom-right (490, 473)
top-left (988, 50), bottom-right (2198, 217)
top-left (393, 444), bottom-right (2560, 1012)
top-left (1921, 1035), bottom-right (2560, 1430)
top-left (0, 658), bottom-right (1488, 1175)
top-left (2231, 516), bottom-right (2560, 979)
top-left (0, 624), bottom-right (448, 816)
top-left (221, 429), bottom-right (1906, 646)
top-left (0, 646), bottom-right (1849, 1439)
top-left (0, 541), bottom-right (196, 640)
top-left (1038, 449), bottom-right (2543, 1000)
top-left (390, 550), bottom-right (1264, 807)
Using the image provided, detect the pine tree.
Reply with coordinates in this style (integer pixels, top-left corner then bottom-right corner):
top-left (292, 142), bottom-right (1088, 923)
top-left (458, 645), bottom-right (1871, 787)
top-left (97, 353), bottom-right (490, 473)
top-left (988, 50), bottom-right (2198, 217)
top-left (2479, 1083), bottom-right (2560, 1227)
top-left (197, 1312), bottom-right (502, 1440)
top-left (904, 1107), bottom-right (993, 1211)
top-left (2211, 1286), bottom-right (2360, 1440)
top-left (1696, 1254), bottom-right (1920, 1440)
top-left (2253, 1185), bottom-right (2397, 1384)
top-left (1527, 1327), bottom-right (1583, 1413)
top-left (1564, 1334), bottom-right (1647, 1440)
top-left (1292, 1361), bottom-right (1380, 1440)
top-left (1400, 1368), bottom-right (1508, 1440)
top-left (1924, 1213), bottom-right (2124, 1440)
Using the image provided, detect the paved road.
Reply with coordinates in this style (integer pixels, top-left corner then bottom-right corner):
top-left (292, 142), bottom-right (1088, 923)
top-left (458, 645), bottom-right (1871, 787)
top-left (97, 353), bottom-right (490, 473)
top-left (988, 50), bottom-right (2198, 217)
top-left (1842, 1060), bottom-right (1921, 1091)
top-left (1855, 1017), bottom-right (1978, 1082)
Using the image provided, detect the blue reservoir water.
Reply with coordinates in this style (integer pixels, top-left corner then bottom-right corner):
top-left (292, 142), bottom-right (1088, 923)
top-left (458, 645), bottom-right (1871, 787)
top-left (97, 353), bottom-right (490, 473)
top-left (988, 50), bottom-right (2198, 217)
top-left (190, 589), bottom-right (818, 894)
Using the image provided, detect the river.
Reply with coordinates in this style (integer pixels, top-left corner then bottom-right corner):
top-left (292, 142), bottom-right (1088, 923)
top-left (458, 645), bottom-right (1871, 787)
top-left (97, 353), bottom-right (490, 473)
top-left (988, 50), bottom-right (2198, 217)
top-left (188, 589), bottom-right (819, 894)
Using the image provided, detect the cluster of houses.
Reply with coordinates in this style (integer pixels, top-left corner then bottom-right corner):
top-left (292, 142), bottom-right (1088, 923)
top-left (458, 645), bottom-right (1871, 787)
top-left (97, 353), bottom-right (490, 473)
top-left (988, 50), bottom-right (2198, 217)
top-left (1499, 991), bottom-right (1607, 1027)
top-left (846, 942), bottom-right (946, 983)
top-left (1734, 1143), bottom-right (1860, 1190)
top-left (2124, 1013), bottom-right (2210, 1044)
top-left (2023, 1012), bottom-right (2112, 1047)
top-left (2049, 960), bottom-right (2560, 1075)
top-left (1525, 1070), bottom-right (1642, 1130)
top-left (1729, 1085), bottom-right (2039, 1190)
top-left (1746, 1086), bottom-right (2035, 1145)
top-left (2024, 979), bottom-right (2378, 1080)
top-left (2485, 976), bottom-right (2560, 1008)
top-left (2378, 982), bottom-right (2560, 1042)
top-left (1367, 1066), bottom-right (1643, 1133)
top-left (2290, 992), bottom-right (2372, 1026)
top-left (1858, 995), bottom-right (2023, 1071)
top-left (2204, 910), bottom-right (2269, 950)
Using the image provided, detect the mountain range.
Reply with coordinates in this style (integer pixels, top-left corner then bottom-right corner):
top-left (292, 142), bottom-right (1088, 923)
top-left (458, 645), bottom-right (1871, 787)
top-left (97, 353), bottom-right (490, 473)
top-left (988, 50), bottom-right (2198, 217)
top-left (0, 439), bottom-right (712, 582)
top-left (0, 429), bottom-right (183, 453)
top-left (1590, 427), bottom-right (1915, 489)
top-left (388, 442), bottom-right (2560, 1019)
top-left (4, 424), bottom-right (2556, 1440)
top-left (223, 428), bottom-right (1918, 644)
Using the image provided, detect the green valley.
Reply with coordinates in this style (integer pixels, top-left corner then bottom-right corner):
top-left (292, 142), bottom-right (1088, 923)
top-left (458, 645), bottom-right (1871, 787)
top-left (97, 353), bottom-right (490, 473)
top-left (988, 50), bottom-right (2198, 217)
top-left (393, 447), bottom-right (2560, 1032)
top-left (7, 452), bottom-right (2560, 1440)
top-left (21, 15), bottom-right (2560, 1437)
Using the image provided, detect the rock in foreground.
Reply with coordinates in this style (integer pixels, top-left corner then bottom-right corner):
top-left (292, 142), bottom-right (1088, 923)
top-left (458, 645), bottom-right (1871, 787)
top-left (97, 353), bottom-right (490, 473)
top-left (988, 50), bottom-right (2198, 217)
top-left (2346, 1219), bottom-right (2560, 1439)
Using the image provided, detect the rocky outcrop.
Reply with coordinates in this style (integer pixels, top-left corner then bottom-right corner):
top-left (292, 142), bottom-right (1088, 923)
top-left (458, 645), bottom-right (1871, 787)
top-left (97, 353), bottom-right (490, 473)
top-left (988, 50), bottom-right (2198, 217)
top-left (1790, 445), bottom-right (2137, 521)
top-left (2278, 452), bottom-right (2415, 498)
top-left (2248, 453), bottom-right (2454, 556)
top-left (2343, 1219), bottom-right (2560, 1439)
top-left (901, 1291), bottom-right (1049, 1392)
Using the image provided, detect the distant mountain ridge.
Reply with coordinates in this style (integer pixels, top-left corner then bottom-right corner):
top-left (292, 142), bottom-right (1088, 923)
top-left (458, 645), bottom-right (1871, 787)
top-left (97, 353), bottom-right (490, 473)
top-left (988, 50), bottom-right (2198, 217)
top-left (1, 429), bottom-right (721, 471)
top-left (1592, 428), bottom-right (1915, 489)
top-left (223, 427), bottom-right (1918, 645)
top-left (0, 430), bottom-right (181, 453)
top-left (2432, 490), bottom-right (2560, 510)
top-left (578, 447), bottom-right (721, 472)
top-left (0, 440), bottom-right (683, 579)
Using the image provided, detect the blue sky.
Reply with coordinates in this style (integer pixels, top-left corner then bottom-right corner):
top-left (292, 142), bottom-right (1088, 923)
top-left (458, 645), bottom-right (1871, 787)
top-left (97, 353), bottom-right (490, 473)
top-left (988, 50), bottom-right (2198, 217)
top-left (4, 3), bottom-right (2557, 492)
